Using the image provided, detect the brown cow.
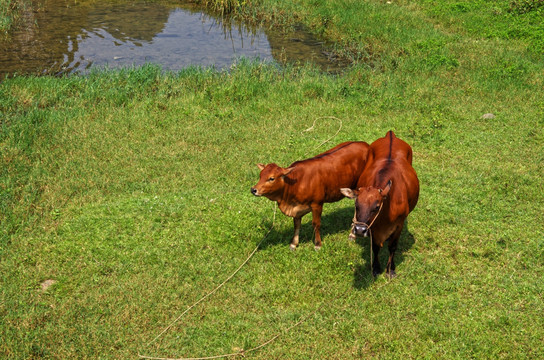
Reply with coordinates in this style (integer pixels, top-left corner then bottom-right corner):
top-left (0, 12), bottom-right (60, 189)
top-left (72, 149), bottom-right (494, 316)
top-left (341, 131), bottom-right (419, 277)
top-left (251, 141), bottom-right (371, 250)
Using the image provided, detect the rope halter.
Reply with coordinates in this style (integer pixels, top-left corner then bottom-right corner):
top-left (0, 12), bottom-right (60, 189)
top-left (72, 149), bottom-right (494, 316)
top-left (350, 201), bottom-right (383, 237)
top-left (350, 201), bottom-right (383, 274)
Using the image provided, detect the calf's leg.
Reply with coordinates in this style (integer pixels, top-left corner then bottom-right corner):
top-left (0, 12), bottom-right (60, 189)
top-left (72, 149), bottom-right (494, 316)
top-left (311, 204), bottom-right (323, 250)
top-left (290, 216), bottom-right (302, 251)
top-left (348, 210), bottom-right (357, 241)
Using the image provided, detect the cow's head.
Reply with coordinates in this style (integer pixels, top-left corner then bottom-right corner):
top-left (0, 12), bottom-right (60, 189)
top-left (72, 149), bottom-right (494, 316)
top-left (251, 163), bottom-right (295, 199)
top-left (340, 180), bottom-right (392, 237)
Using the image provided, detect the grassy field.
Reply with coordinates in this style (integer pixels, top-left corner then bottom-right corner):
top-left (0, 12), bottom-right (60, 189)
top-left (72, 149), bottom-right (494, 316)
top-left (1, 0), bottom-right (544, 359)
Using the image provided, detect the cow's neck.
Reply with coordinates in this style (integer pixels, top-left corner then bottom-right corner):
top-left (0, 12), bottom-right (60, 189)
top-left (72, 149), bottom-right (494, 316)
top-left (276, 199), bottom-right (311, 218)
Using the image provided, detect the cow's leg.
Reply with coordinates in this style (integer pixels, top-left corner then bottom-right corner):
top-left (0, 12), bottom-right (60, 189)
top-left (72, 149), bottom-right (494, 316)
top-left (311, 204), bottom-right (323, 250)
top-left (386, 227), bottom-right (403, 278)
top-left (290, 216), bottom-right (302, 251)
top-left (371, 240), bottom-right (382, 277)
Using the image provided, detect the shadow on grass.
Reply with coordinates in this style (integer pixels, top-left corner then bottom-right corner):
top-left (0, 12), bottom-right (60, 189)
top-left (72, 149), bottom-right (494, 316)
top-left (255, 204), bottom-right (415, 290)
top-left (257, 205), bottom-right (355, 250)
top-left (353, 222), bottom-right (416, 290)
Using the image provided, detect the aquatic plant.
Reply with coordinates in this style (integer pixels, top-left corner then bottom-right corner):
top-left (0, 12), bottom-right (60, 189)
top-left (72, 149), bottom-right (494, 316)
top-left (194, 0), bottom-right (252, 16)
top-left (0, 0), bottom-right (27, 34)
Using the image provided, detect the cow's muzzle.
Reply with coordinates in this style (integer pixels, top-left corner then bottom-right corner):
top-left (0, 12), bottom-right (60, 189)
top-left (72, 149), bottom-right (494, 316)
top-left (250, 187), bottom-right (260, 196)
top-left (352, 222), bottom-right (370, 237)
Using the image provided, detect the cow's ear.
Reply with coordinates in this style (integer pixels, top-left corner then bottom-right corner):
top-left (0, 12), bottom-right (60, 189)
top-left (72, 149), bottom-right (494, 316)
top-left (380, 180), bottom-right (392, 198)
top-left (282, 167), bottom-right (295, 176)
top-left (341, 188), bottom-right (358, 199)
top-left (257, 163), bottom-right (266, 171)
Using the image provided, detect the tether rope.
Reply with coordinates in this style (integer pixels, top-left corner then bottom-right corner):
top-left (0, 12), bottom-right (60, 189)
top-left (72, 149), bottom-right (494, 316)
top-left (139, 305), bottom-right (319, 360)
top-left (143, 205), bottom-right (277, 350)
top-left (139, 117), bottom-right (345, 359)
top-left (301, 116), bottom-right (343, 157)
top-left (351, 201), bottom-right (384, 273)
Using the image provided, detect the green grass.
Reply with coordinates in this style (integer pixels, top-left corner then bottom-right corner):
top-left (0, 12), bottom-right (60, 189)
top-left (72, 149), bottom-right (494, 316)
top-left (1, 0), bottom-right (544, 359)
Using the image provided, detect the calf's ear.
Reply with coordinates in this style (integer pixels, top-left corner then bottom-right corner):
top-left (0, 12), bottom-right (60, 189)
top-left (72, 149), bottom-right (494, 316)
top-left (257, 163), bottom-right (266, 171)
top-left (341, 188), bottom-right (358, 199)
top-left (282, 167), bottom-right (295, 176)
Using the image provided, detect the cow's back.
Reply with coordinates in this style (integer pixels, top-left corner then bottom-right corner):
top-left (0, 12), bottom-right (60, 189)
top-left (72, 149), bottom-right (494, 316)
top-left (371, 131), bottom-right (413, 165)
top-left (287, 141), bottom-right (370, 203)
top-left (359, 133), bottom-right (419, 216)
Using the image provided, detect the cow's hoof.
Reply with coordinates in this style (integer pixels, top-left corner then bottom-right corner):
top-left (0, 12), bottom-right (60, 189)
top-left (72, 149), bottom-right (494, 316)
top-left (289, 244), bottom-right (297, 251)
top-left (314, 245), bottom-right (322, 251)
top-left (348, 233), bottom-right (356, 241)
top-left (387, 270), bottom-right (397, 279)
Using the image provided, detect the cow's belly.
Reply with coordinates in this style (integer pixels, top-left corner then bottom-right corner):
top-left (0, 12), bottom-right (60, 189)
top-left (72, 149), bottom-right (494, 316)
top-left (278, 202), bottom-right (312, 218)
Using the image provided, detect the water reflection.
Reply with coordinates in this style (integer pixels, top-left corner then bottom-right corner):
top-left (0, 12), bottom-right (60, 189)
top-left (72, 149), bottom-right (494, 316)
top-left (0, 0), bottom-right (348, 78)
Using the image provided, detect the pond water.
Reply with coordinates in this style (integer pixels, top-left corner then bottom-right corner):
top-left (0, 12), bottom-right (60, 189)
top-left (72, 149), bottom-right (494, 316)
top-left (0, 0), bottom-right (349, 79)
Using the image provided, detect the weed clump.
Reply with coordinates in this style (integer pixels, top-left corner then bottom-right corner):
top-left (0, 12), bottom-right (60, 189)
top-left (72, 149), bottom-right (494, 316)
top-left (509, 0), bottom-right (544, 14)
top-left (195, 0), bottom-right (252, 16)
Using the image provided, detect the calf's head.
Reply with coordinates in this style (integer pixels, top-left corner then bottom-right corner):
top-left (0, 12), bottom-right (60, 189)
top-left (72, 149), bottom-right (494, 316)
top-left (251, 163), bottom-right (295, 198)
top-left (341, 180), bottom-right (392, 237)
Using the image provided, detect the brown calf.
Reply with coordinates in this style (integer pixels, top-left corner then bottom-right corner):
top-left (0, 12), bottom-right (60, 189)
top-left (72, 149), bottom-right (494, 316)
top-left (251, 141), bottom-right (371, 250)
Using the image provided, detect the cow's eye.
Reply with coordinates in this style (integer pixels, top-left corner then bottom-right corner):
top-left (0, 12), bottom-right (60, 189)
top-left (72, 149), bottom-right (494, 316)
top-left (268, 177), bottom-right (275, 182)
top-left (374, 203), bottom-right (380, 211)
